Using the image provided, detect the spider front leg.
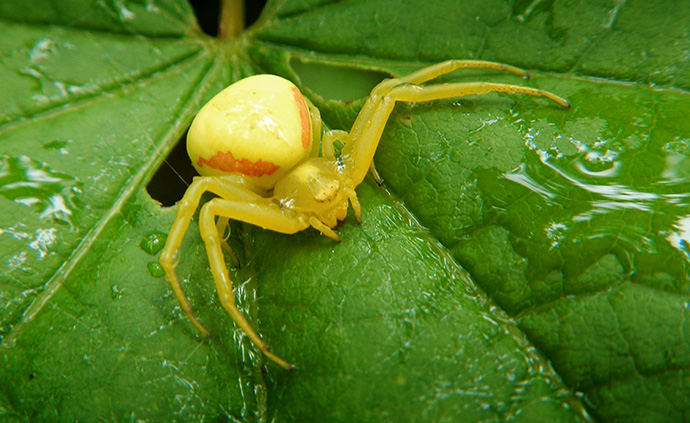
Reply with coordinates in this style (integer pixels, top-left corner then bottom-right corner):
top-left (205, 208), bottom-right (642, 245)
top-left (323, 129), bottom-right (383, 184)
top-left (340, 60), bottom-right (570, 187)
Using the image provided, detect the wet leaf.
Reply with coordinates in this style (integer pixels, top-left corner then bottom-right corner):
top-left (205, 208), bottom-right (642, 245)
top-left (1, 1), bottom-right (688, 422)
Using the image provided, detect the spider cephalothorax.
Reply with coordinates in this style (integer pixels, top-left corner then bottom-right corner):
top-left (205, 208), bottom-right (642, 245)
top-left (273, 158), bottom-right (360, 239)
top-left (159, 60), bottom-right (570, 370)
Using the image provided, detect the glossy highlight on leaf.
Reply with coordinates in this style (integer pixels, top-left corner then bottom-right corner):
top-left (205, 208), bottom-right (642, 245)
top-left (0, 155), bottom-right (82, 229)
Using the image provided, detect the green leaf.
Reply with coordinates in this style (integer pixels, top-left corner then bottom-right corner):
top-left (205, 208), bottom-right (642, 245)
top-left (1, 1), bottom-right (688, 422)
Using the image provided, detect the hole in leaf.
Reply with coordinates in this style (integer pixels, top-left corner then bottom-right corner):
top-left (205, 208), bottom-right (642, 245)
top-left (189, 0), bottom-right (221, 36)
top-left (147, 133), bottom-right (196, 207)
top-left (189, 0), bottom-right (267, 36)
top-left (291, 59), bottom-right (390, 102)
top-left (245, 0), bottom-right (267, 26)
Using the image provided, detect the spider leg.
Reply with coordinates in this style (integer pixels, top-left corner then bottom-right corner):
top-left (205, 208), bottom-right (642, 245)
top-left (308, 216), bottom-right (340, 241)
top-left (369, 162), bottom-right (383, 185)
top-left (341, 74), bottom-right (569, 187)
top-left (387, 81), bottom-right (570, 106)
top-left (305, 96), bottom-right (324, 158)
top-left (386, 59), bottom-right (527, 87)
top-left (343, 187), bottom-right (362, 222)
top-left (215, 216), bottom-right (240, 268)
top-left (199, 196), bottom-right (311, 370)
top-left (159, 176), bottom-right (262, 338)
top-left (322, 129), bottom-right (348, 159)
top-left (324, 129), bottom-right (383, 184)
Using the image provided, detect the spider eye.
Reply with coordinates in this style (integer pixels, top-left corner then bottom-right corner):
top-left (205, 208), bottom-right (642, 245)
top-left (311, 177), bottom-right (340, 202)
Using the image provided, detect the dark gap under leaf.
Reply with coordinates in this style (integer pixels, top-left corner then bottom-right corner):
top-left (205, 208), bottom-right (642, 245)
top-left (146, 131), bottom-right (196, 206)
top-left (189, 0), bottom-right (268, 36)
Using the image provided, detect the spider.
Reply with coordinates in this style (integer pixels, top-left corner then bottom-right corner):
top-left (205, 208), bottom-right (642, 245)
top-left (159, 60), bottom-right (570, 370)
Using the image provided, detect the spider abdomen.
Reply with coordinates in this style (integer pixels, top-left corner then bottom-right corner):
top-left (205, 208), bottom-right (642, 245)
top-left (187, 74), bottom-right (315, 190)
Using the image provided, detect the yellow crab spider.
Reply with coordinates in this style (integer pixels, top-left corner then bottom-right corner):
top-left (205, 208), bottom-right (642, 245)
top-left (159, 60), bottom-right (570, 370)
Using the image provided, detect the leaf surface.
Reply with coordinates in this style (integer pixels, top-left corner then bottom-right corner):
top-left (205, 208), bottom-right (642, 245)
top-left (1, 1), bottom-right (688, 422)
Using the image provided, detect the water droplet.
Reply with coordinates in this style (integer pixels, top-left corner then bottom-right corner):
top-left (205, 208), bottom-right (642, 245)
top-left (29, 39), bottom-right (56, 62)
top-left (118, 4), bottom-right (135, 21)
top-left (111, 284), bottom-right (124, 300)
top-left (43, 139), bottom-right (71, 155)
top-left (147, 262), bottom-right (165, 278)
top-left (140, 231), bottom-right (167, 255)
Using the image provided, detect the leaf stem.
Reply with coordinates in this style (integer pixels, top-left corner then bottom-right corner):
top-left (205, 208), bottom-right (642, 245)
top-left (219, 0), bottom-right (244, 39)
